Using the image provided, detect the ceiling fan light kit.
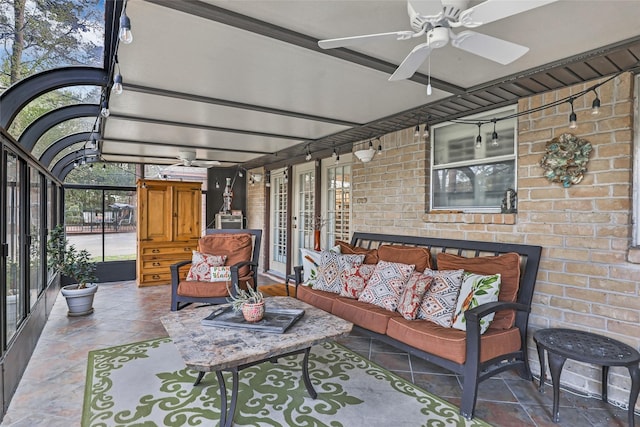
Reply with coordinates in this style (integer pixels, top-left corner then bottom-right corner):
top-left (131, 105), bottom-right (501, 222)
top-left (318, 0), bottom-right (558, 82)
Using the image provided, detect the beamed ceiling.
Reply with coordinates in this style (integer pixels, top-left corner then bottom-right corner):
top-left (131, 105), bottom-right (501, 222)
top-left (100, 0), bottom-right (640, 170)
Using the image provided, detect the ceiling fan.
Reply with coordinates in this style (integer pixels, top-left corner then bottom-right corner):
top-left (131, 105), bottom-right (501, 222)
top-left (168, 150), bottom-right (221, 168)
top-left (318, 0), bottom-right (558, 81)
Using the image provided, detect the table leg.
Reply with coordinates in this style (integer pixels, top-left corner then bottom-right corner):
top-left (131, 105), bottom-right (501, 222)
top-left (536, 344), bottom-right (546, 393)
top-left (547, 352), bottom-right (567, 423)
top-left (194, 371), bottom-right (205, 386)
top-left (216, 371), bottom-right (228, 427)
top-left (216, 369), bottom-right (240, 427)
top-left (602, 365), bottom-right (609, 402)
top-left (628, 364), bottom-right (639, 427)
top-left (302, 347), bottom-right (317, 399)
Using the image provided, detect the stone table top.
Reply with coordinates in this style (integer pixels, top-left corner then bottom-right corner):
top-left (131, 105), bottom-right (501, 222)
top-left (161, 296), bottom-right (353, 372)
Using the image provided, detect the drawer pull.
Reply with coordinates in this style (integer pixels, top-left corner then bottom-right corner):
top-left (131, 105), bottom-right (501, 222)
top-left (152, 274), bottom-right (160, 279)
top-left (153, 262), bottom-right (161, 267)
top-left (152, 249), bottom-right (160, 253)
top-left (184, 247), bottom-right (191, 251)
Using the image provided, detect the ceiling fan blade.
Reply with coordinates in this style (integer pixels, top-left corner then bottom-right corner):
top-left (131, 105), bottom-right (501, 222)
top-left (460, 0), bottom-right (558, 27)
top-left (193, 160), bottom-right (221, 167)
top-left (451, 30), bottom-right (529, 65)
top-left (318, 31), bottom-right (415, 49)
top-left (388, 42), bottom-right (433, 81)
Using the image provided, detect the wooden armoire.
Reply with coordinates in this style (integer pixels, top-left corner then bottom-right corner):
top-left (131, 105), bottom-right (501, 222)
top-left (136, 179), bottom-right (202, 286)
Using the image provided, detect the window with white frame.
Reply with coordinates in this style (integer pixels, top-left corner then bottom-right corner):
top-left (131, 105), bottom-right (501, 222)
top-left (325, 163), bottom-right (351, 246)
top-left (431, 105), bottom-right (517, 212)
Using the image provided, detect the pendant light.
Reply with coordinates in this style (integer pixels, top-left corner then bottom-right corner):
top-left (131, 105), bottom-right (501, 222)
top-left (475, 123), bottom-right (482, 149)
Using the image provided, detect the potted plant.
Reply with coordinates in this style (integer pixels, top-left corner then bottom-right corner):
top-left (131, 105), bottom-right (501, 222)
top-left (47, 225), bottom-right (98, 316)
top-left (227, 283), bottom-right (265, 322)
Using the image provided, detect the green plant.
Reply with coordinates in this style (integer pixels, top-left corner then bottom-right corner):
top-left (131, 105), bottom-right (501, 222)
top-left (226, 283), bottom-right (264, 312)
top-left (47, 225), bottom-right (97, 288)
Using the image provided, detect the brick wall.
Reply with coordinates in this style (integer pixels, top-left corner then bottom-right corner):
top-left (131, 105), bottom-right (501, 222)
top-left (247, 73), bottom-right (640, 410)
top-left (245, 168), bottom-right (267, 271)
top-left (352, 72), bottom-right (639, 409)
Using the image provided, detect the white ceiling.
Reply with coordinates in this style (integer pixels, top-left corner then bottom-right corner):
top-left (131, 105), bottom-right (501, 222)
top-left (101, 0), bottom-right (640, 169)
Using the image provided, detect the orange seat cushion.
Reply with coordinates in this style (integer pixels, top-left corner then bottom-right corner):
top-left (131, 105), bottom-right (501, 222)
top-left (331, 298), bottom-right (402, 334)
top-left (177, 275), bottom-right (254, 298)
top-left (386, 317), bottom-right (522, 365)
top-left (296, 285), bottom-right (339, 313)
top-left (436, 252), bottom-right (521, 330)
top-left (198, 233), bottom-right (253, 277)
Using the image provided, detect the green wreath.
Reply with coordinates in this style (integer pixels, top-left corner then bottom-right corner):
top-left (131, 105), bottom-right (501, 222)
top-left (539, 133), bottom-right (592, 188)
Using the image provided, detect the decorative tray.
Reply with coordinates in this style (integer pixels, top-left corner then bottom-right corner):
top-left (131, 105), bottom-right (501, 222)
top-left (201, 306), bottom-right (305, 334)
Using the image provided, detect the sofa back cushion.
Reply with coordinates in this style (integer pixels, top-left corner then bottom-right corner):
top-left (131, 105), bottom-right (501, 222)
top-left (378, 245), bottom-right (432, 272)
top-left (198, 233), bottom-right (253, 278)
top-left (336, 240), bottom-right (379, 264)
top-left (436, 252), bottom-right (521, 330)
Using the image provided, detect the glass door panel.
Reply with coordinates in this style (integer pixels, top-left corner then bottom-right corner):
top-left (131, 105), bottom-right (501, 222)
top-left (323, 162), bottom-right (351, 247)
top-left (29, 167), bottom-right (43, 308)
top-left (5, 151), bottom-right (23, 342)
top-left (269, 170), bottom-right (287, 275)
top-left (293, 163), bottom-right (315, 265)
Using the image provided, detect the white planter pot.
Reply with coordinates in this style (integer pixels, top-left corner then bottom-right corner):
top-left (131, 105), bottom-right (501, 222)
top-left (61, 283), bottom-right (98, 316)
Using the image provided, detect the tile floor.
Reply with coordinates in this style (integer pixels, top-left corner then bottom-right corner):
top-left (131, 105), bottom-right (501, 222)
top-left (1, 279), bottom-right (637, 427)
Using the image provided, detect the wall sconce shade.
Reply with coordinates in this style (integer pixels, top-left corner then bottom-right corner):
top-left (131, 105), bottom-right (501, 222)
top-left (354, 148), bottom-right (375, 163)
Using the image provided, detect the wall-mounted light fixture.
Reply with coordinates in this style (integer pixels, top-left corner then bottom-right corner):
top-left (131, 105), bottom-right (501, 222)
top-left (354, 140), bottom-right (376, 163)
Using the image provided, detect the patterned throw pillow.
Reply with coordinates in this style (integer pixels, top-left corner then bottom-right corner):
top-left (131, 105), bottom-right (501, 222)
top-left (358, 261), bottom-right (415, 311)
top-left (340, 264), bottom-right (376, 298)
top-left (451, 272), bottom-right (501, 333)
top-left (209, 266), bottom-right (232, 282)
top-left (186, 251), bottom-right (227, 281)
top-left (396, 272), bottom-right (434, 320)
top-left (416, 268), bottom-right (464, 327)
top-left (314, 253), bottom-right (365, 294)
top-left (300, 246), bottom-right (340, 287)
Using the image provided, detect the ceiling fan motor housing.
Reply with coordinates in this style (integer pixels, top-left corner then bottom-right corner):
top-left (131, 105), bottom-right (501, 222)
top-left (428, 27), bottom-right (450, 48)
top-left (440, 0), bottom-right (469, 21)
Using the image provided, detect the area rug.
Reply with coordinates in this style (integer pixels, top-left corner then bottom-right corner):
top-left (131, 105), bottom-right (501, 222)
top-left (83, 338), bottom-right (491, 427)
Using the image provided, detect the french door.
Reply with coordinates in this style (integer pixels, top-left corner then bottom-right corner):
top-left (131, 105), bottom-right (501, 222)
top-left (269, 169), bottom-right (288, 275)
top-left (292, 162), bottom-right (315, 266)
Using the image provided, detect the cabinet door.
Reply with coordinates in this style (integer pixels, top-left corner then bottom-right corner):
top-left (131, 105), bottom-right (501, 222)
top-left (173, 184), bottom-right (201, 241)
top-left (138, 183), bottom-right (172, 242)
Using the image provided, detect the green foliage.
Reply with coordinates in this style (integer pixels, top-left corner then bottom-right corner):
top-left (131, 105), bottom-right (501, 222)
top-left (65, 163), bottom-right (137, 186)
top-left (0, 0), bottom-right (103, 87)
top-left (226, 284), bottom-right (264, 312)
top-left (47, 225), bottom-right (97, 288)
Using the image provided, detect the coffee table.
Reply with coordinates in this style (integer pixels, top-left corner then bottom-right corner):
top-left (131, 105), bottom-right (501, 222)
top-left (160, 296), bottom-right (353, 427)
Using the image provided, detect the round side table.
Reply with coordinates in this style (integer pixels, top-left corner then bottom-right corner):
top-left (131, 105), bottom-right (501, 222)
top-left (534, 328), bottom-right (640, 426)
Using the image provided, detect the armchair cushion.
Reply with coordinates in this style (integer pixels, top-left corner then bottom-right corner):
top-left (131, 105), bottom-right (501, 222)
top-left (186, 251), bottom-right (227, 281)
top-left (199, 233), bottom-right (253, 277)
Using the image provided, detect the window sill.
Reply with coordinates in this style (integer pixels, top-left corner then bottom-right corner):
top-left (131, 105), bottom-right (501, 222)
top-left (627, 247), bottom-right (640, 264)
top-left (423, 212), bottom-right (517, 225)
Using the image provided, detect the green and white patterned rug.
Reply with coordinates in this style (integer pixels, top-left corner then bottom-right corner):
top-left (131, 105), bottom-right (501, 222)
top-left (83, 337), bottom-right (491, 427)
